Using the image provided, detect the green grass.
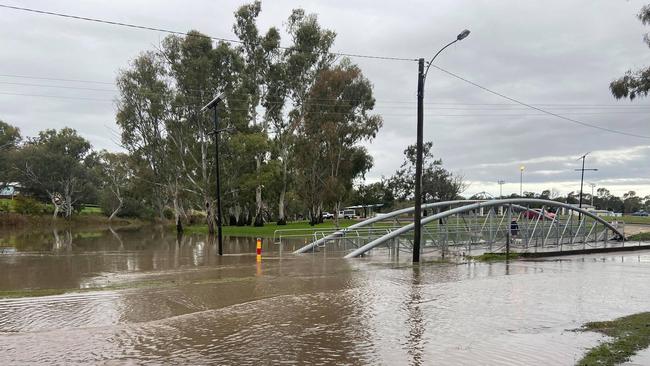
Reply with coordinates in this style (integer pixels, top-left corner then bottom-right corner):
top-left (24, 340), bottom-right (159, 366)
top-left (0, 288), bottom-right (69, 298)
top-left (602, 215), bottom-right (650, 225)
top-left (628, 232), bottom-right (650, 241)
top-left (467, 252), bottom-right (521, 262)
top-left (80, 205), bottom-right (103, 215)
top-left (183, 219), bottom-right (359, 237)
top-left (577, 312), bottom-right (650, 366)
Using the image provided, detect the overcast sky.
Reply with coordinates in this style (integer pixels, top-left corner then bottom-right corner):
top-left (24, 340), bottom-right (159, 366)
top-left (1, 0), bottom-right (649, 198)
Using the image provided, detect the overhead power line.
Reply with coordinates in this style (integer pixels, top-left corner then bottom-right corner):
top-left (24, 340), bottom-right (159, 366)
top-left (0, 3), bottom-right (417, 62)
top-left (0, 73), bottom-right (114, 85)
top-left (1, 4), bottom-right (648, 138)
top-left (2, 74), bottom-right (650, 109)
top-left (3, 90), bottom-right (650, 118)
top-left (429, 64), bottom-right (650, 139)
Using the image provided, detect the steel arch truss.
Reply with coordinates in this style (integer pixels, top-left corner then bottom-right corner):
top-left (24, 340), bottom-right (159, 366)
top-left (341, 199), bottom-right (625, 258)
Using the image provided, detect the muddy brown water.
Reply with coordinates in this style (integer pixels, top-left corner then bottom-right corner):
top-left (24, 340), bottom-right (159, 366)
top-left (1, 226), bottom-right (650, 365)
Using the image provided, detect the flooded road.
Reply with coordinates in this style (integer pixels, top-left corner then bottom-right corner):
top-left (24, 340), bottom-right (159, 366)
top-left (1, 227), bottom-right (650, 364)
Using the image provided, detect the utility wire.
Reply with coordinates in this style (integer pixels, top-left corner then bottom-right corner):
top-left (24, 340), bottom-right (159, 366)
top-left (0, 4), bottom-right (417, 62)
top-left (0, 73), bottom-right (114, 85)
top-left (2, 73), bottom-right (650, 108)
top-left (429, 64), bottom-right (650, 139)
top-left (1, 4), bottom-right (648, 137)
top-left (3, 90), bottom-right (650, 118)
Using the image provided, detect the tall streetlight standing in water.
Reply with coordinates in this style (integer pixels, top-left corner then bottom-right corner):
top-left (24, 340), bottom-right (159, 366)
top-left (519, 166), bottom-right (525, 197)
top-left (413, 29), bottom-right (471, 263)
top-left (201, 93), bottom-right (226, 256)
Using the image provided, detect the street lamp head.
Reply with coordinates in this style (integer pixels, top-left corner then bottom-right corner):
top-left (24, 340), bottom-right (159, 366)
top-left (457, 29), bottom-right (471, 41)
top-left (201, 93), bottom-right (226, 112)
top-left (520, 165), bottom-right (525, 172)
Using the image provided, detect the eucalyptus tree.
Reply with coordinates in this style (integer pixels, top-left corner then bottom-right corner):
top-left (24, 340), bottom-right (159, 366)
top-left (162, 31), bottom-right (244, 233)
top-left (96, 151), bottom-right (131, 221)
top-left (296, 60), bottom-right (381, 225)
top-left (233, 1), bottom-right (282, 226)
top-left (610, 5), bottom-right (650, 99)
top-left (271, 8), bottom-right (336, 225)
top-left (388, 142), bottom-right (466, 204)
top-left (116, 51), bottom-right (171, 220)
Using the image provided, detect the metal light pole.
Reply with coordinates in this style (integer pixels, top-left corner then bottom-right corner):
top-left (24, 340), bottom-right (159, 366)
top-left (519, 166), bottom-right (525, 197)
top-left (589, 183), bottom-right (596, 206)
top-left (498, 180), bottom-right (505, 198)
top-left (413, 29), bottom-right (470, 263)
top-left (575, 152), bottom-right (598, 220)
top-left (202, 93), bottom-right (226, 256)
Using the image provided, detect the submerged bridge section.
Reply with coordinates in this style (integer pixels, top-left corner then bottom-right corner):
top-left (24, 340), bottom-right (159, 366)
top-left (288, 199), bottom-right (626, 259)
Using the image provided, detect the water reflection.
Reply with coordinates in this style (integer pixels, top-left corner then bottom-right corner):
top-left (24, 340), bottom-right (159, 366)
top-left (406, 267), bottom-right (424, 366)
top-left (2, 227), bottom-right (650, 364)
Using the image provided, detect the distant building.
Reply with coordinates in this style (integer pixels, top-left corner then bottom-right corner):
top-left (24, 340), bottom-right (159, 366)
top-left (0, 182), bottom-right (22, 199)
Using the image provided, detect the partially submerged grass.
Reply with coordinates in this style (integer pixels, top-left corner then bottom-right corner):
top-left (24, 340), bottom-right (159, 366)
top-left (467, 252), bottom-right (521, 262)
top-left (0, 275), bottom-right (259, 299)
top-left (577, 312), bottom-right (650, 366)
top-left (0, 288), bottom-right (69, 298)
top-left (628, 232), bottom-right (650, 241)
top-left (183, 219), bottom-right (359, 237)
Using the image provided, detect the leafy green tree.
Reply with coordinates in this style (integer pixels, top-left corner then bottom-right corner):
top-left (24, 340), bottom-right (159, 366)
top-left (351, 181), bottom-right (395, 215)
top-left (15, 128), bottom-right (95, 218)
top-left (295, 60), bottom-right (380, 225)
top-left (623, 191), bottom-right (642, 213)
top-left (271, 8), bottom-right (336, 225)
top-left (96, 151), bottom-right (131, 220)
top-left (233, 1), bottom-right (282, 226)
top-left (388, 142), bottom-right (466, 204)
top-left (162, 30), bottom-right (244, 232)
top-left (116, 51), bottom-right (171, 220)
top-left (0, 120), bottom-right (21, 188)
top-left (610, 5), bottom-right (650, 99)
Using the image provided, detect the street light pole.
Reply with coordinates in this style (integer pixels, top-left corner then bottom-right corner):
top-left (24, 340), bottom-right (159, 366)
top-left (498, 180), bottom-right (505, 198)
top-left (575, 152), bottom-right (598, 221)
top-left (519, 166), bottom-right (524, 197)
top-left (202, 93), bottom-right (226, 256)
top-left (589, 183), bottom-right (596, 206)
top-left (413, 29), bottom-right (470, 263)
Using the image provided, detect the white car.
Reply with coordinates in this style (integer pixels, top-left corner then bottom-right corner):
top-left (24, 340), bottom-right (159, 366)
top-left (322, 212), bottom-right (334, 219)
top-left (338, 210), bottom-right (357, 219)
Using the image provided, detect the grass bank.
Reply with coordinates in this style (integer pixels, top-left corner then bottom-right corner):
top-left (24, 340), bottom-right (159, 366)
top-left (467, 252), bottom-right (521, 262)
top-left (0, 212), bottom-right (143, 230)
top-left (577, 312), bottom-right (650, 365)
top-left (184, 219), bottom-right (358, 237)
top-left (602, 215), bottom-right (650, 225)
top-left (628, 232), bottom-right (650, 241)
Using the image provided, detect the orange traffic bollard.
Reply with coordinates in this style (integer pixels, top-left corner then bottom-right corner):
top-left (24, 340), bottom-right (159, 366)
top-left (256, 237), bottom-right (262, 262)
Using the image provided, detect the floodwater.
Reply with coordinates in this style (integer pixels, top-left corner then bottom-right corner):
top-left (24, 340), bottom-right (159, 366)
top-left (1, 226), bottom-right (650, 365)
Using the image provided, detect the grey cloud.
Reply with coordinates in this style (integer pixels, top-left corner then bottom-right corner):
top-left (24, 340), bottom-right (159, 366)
top-left (1, 0), bottom-right (649, 196)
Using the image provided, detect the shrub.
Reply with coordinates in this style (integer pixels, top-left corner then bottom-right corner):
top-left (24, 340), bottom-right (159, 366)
top-left (0, 200), bottom-right (11, 213)
top-left (13, 196), bottom-right (45, 215)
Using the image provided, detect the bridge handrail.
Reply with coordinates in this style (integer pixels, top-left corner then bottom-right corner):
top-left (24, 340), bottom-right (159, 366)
top-left (292, 200), bottom-right (483, 254)
top-left (343, 198), bottom-right (626, 258)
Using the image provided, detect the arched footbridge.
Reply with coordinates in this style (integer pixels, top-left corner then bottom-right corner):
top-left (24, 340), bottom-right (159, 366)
top-left (287, 199), bottom-right (626, 258)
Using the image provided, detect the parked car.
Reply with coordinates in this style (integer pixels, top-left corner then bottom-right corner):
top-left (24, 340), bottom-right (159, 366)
top-left (632, 210), bottom-right (649, 217)
top-left (322, 212), bottom-right (334, 219)
top-left (338, 209), bottom-right (357, 219)
top-left (522, 209), bottom-right (556, 220)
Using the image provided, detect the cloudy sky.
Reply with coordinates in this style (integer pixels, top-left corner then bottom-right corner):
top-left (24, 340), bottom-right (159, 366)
top-left (1, 0), bottom-right (649, 198)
